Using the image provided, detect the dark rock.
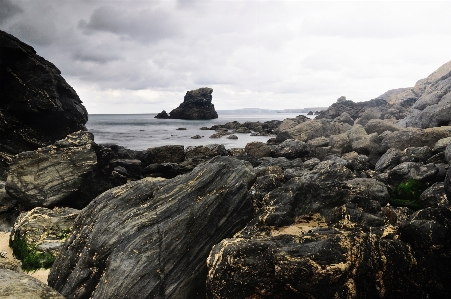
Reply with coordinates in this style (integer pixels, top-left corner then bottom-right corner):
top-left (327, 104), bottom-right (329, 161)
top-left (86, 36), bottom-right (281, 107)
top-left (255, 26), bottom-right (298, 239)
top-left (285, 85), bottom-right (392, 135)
top-left (333, 112), bottom-right (354, 125)
top-left (375, 148), bottom-right (403, 172)
top-left (0, 269), bottom-right (65, 298)
top-left (446, 142), bottom-right (451, 163)
top-left (191, 135), bottom-right (202, 139)
top-left (176, 127), bottom-right (187, 130)
top-left (48, 156), bottom-right (256, 299)
top-left (381, 127), bottom-right (451, 151)
top-left (419, 182), bottom-right (449, 208)
top-left (388, 162), bottom-right (439, 185)
top-left (139, 145), bottom-right (185, 166)
top-left (109, 159), bottom-right (142, 178)
top-left (272, 139), bottom-right (309, 158)
top-left (165, 87), bottom-right (218, 120)
top-left (0, 30), bottom-right (88, 180)
top-left (234, 127), bottom-right (251, 133)
top-left (226, 134), bottom-right (238, 139)
top-left (400, 146), bottom-right (432, 163)
top-left (277, 115), bottom-right (310, 133)
top-left (185, 144), bottom-right (227, 161)
top-left (445, 167), bottom-right (451, 202)
top-left (307, 111), bottom-right (313, 115)
top-left (306, 136), bottom-right (329, 147)
top-left (245, 141), bottom-right (273, 158)
top-left (257, 157), bottom-right (304, 170)
top-left (5, 131), bottom-right (105, 208)
top-left (0, 181), bottom-right (18, 232)
top-left (278, 119), bottom-right (351, 142)
top-left (154, 110), bottom-right (170, 119)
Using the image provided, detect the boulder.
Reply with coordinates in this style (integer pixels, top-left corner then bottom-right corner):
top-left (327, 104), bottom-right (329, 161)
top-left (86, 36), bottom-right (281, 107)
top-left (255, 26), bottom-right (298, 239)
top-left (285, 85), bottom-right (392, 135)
top-left (245, 141), bottom-right (273, 158)
top-left (278, 119), bottom-right (351, 142)
top-left (164, 87), bottom-right (218, 120)
top-left (333, 111), bottom-right (354, 125)
top-left (48, 156), bottom-right (256, 299)
top-left (185, 144), bottom-right (227, 161)
top-left (0, 30), bottom-right (88, 179)
top-left (10, 207), bottom-right (80, 271)
top-left (0, 269), bottom-right (65, 299)
top-left (399, 60), bottom-right (451, 128)
top-left (277, 115), bottom-right (310, 133)
top-left (381, 127), bottom-right (451, 151)
top-left (140, 145), bottom-right (185, 165)
top-left (6, 131), bottom-right (103, 208)
top-left (272, 139), bottom-right (309, 158)
top-left (419, 182), bottom-right (449, 208)
top-left (375, 148), bottom-right (403, 172)
top-left (364, 119), bottom-right (402, 135)
top-left (401, 146), bottom-right (432, 163)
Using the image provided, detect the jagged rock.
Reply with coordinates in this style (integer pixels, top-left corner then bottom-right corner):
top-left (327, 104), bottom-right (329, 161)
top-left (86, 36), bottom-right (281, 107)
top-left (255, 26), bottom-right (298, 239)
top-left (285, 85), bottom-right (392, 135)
top-left (306, 136), bottom-right (329, 147)
top-left (272, 139), bottom-right (309, 158)
top-left (0, 257), bottom-right (21, 272)
top-left (228, 148), bottom-right (245, 156)
top-left (5, 131), bottom-right (104, 208)
top-left (185, 144), bottom-right (227, 161)
top-left (162, 87), bottom-right (218, 120)
top-left (352, 133), bottom-right (379, 155)
top-left (257, 157), bottom-right (304, 170)
top-left (10, 207), bottom-right (80, 267)
top-left (432, 137), bottom-right (451, 152)
top-left (48, 156), bottom-right (256, 299)
top-left (364, 119), bottom-right (402, 134)
top-left (245, 142), bottom-right (273, 158)
top-left (154, 110), bottom-right (170, 119)
top-left (109, 159), bottom-right (142, 178)
top-left (381, 127), bottom-right (451, 151)
top-left (329, 132), bottom-right (350, 154)
top-left (419, 182), bottom-right (449, 208)
top-left (0, 30), bottom-right (88, 180)
top-left (401, 146), bottom-right (432, 163)
top-left (0, 269), bottom-right (65, 298)
top-left (277, 115), bottom-right (310, 133)
top-left (399, 60), bottom-right (451, 128)
top-left (355, 108), bottom-right (382, 126)
top-left (0, 181), bottom-right (18, 232)
top-left (375, 148), bottom-right (403, 172)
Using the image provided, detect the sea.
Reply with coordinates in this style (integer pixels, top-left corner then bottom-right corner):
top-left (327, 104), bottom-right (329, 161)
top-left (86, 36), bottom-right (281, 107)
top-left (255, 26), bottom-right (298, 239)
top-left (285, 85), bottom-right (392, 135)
top-left (86, 113), bottom-right (310, 150)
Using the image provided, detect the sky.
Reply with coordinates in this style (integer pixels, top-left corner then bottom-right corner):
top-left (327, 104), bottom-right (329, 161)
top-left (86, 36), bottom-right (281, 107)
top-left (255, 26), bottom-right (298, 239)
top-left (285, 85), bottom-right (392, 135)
top-left (1, 0), bottom-right (450, 114)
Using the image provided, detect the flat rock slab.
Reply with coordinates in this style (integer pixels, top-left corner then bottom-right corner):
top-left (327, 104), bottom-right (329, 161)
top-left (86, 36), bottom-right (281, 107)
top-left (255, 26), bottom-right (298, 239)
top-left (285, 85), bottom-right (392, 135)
top-left (48, 156), bottom-right (255, 299)
top-left (0, 269), bottom-right (64, 299)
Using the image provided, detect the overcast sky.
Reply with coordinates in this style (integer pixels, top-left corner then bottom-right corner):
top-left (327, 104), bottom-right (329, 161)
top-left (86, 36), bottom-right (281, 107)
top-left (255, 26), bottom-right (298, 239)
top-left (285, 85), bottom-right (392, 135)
top-left (1, 0), bottom-right (450, 114)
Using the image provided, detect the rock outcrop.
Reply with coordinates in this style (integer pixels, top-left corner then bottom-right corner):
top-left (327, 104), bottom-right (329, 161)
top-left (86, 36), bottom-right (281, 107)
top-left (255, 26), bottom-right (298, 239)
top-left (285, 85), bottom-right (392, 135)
top-left (399, 60), bottom-right (451, 128)
top-left (0, 30), bottom-right (88, 179)
top-left (48, 156), bottom-right (255, 299)
top-left (155, 87), bottom-right (218, 120)
top-left (0, 269), bottom-right (65, 299)
top-left (6, 131), bottom-right (114, 209)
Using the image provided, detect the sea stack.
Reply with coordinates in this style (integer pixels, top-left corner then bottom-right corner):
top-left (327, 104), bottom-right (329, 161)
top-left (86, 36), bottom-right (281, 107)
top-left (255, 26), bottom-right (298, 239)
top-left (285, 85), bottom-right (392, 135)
top-left (155, 87), bottom-right (218, 120)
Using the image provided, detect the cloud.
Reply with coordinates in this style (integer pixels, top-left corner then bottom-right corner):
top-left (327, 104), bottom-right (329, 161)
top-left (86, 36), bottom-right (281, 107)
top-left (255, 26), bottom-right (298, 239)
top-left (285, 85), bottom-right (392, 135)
top-left (78, 5), bottom-right (179, 43)
top-left (8, 20), bottom-right (57, 46)
top-left (0, 0), bottom-right (22, 24)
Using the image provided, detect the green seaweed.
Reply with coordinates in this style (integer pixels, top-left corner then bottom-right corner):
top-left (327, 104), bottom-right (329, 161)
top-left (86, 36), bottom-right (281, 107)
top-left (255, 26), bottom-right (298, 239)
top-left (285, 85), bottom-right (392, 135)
top-left (9, 232), bottom-right (56, 272)
top-left (389, 179), bottom-right (427, 210)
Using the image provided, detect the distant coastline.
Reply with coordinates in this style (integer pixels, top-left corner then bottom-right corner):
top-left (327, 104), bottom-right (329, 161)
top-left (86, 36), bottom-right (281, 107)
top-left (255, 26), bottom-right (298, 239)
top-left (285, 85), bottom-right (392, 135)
top-left (216, 107), bottom-right (327, 114)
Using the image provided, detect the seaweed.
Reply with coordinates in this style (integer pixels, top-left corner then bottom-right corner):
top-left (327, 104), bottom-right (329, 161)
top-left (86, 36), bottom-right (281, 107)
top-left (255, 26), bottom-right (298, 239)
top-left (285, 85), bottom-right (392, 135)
top-left (389, 179), bottom-right (427, 210)
top-left (9, 232), bottom-right (56, 272)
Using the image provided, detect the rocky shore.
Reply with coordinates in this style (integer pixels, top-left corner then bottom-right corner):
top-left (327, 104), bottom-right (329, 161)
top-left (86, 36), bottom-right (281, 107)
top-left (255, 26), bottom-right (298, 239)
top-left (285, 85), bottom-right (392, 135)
top-left (1, 30), bottom-right (451, 298)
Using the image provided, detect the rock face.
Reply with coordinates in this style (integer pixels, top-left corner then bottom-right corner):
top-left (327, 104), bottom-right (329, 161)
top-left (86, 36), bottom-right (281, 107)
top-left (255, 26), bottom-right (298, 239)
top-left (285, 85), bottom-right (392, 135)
top-left (0, 30), bottom-right (88, 179)
top-left (0, 269), bottom-right (65, 299)
top-left (156, 87), bottom-right (218, 120)
top-left (399, 60), bottom-right (451, 128)
top-left (48, 156), bottom-right (256, 299)
top-left (6, 131), bottom-right (101, 208)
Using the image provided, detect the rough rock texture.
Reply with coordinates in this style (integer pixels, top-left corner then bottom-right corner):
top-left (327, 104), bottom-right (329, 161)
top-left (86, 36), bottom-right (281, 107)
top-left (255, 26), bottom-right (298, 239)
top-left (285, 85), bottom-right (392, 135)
top-left (399, 60), bottom-right (451, 128)
top-left (380, 127), bottom-right (451, 151)
top-left (277, 119), bottom-right (351, 142)
top-left (245, 142), bottom-right (273, 158)
top-left (0, 180), bottom-right (18, 231)
top-left (364, 119), bottom-right (402, 135)
top-left (6, 131), bottom-right (100, 208)
top-left (48, 156), bottom-right (256, 299)
top-left (0, 30), bottom-right (88, 179)
top-left (0, 269), bottom-right (65, 298)
top-left (11, 207), bottom-right (80, 258)
top-left (158, 88), bottom-right (218, 120)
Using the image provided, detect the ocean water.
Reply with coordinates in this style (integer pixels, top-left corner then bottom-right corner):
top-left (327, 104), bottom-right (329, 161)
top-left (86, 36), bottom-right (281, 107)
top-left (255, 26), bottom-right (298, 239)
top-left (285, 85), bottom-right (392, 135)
top-left (86, 113), bottom-right (308, 150)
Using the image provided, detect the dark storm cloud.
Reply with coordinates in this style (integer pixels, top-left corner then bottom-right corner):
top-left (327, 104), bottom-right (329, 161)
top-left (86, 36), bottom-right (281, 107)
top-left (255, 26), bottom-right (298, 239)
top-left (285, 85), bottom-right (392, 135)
top-left (78, 5), bottom-right (179, 43)
top-left (0, 0), bottom-right (23, 24)
top-left (8, 21), bottom-right (57, 46)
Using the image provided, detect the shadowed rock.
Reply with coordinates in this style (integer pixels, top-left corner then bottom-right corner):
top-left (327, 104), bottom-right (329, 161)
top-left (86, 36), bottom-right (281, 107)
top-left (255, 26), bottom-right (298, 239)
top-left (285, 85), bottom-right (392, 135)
top-left (48, 156), bottom-right (256, 299)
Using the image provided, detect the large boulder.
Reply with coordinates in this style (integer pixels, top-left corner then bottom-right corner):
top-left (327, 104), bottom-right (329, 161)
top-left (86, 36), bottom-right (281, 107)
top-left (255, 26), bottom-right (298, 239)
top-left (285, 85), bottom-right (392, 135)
top-left (6, 131), bottom-right (104, 208)
top-left (48, 156), bottom-right (256, 299)
top-left (381, 127), bottom-right (451, 151)
top-left (0, 269), bottom-right (65, 299)
top-left (0, 30), bottom-right (88, 179)
top-left (399, 60), bottom-right (451, 128)
top-left (158, 87), bottom-right (218, 120)
top-left (277, 119), bottom-right (351, 142)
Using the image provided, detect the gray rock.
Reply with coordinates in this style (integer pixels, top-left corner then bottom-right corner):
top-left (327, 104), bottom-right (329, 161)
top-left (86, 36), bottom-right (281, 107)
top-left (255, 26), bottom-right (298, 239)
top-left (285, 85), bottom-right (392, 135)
top-left (0, 269), bottom-right (65, 298)
top-left (185, 144), bottom-right (227, 161)
top-left (6, 131), bottom-right (98, 208)
top-left (226, 134), bottom-right (238, 139)
top-left (364, 119), bottom-right (402, 134)
top-left (375, 148), bottom-right (403, 172)
top-left (278, 119), bottom-right (351, 142)
top-left (446, 142), bottom-right (451, 163)
top-left (388, 162), bottom-right (438, 184)
top-left (401, 146), bottom-right (432, 163)
top-left (334, 112), bottom-right (354, 125)
top-left (48, 156), bottom-right (256, 299)
top-left (355, 108), bottom-right (382, 127)
top-left (345, 178), bottom-right (389, 206)
top-left (329, 132), bottom-right (350, 154)
top-left (399, 61), bottom-right (451, 128)
top-left (191, 135), bottom-right (202, 139)
top-left (306, 136), bottom-right (329, 147)
top-left (11, 207), bottom-right (80, 260)
top-left (352, 133), bottom-right (379, 155)
top-left (234, 127), bottom-right (251, 133)
top-left (381, 127), bottom-right (451, 151)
